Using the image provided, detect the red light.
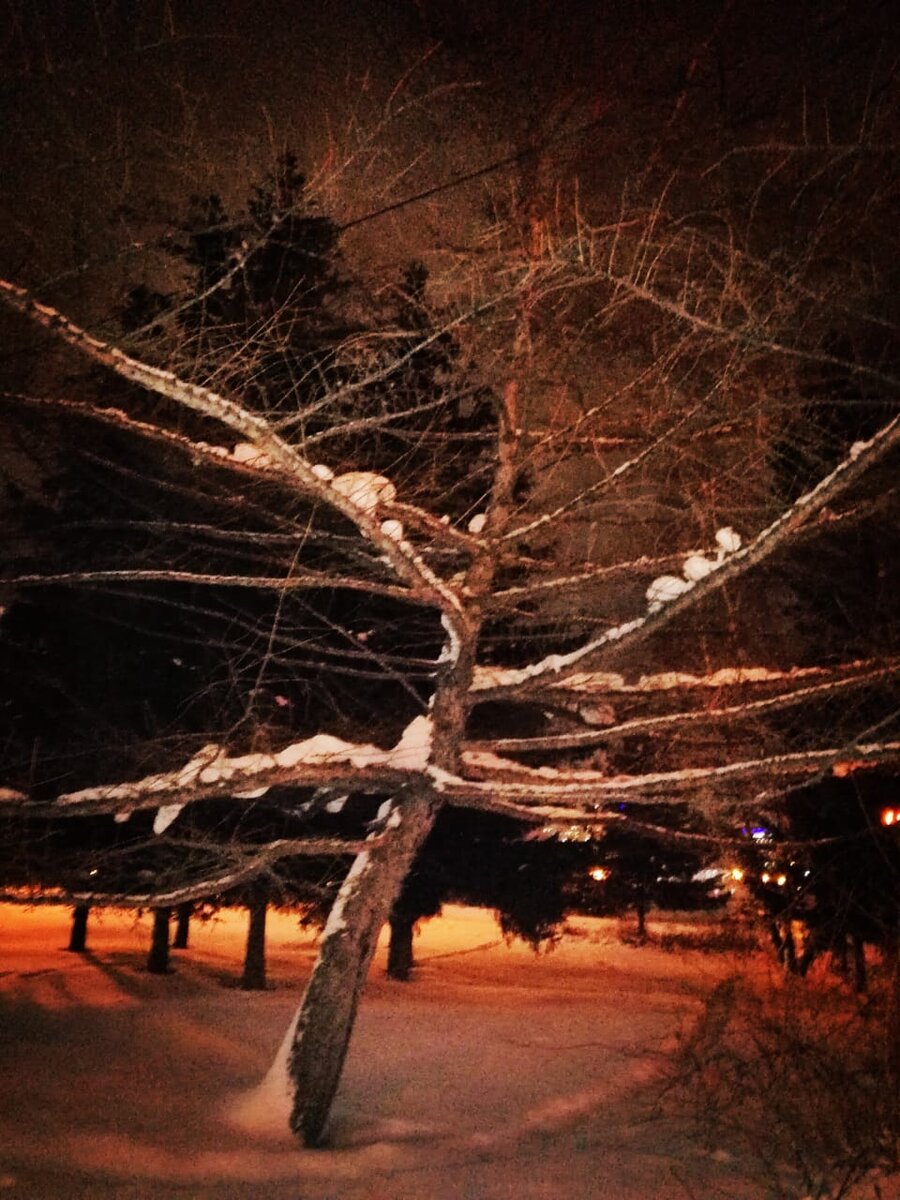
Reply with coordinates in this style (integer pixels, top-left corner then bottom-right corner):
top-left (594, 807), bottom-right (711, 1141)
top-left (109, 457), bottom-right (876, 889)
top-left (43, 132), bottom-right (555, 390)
top-left (880, 808), bottom-right (897, 827)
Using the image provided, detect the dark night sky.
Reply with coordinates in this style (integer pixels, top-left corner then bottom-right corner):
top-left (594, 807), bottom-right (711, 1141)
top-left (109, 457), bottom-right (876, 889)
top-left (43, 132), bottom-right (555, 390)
top-left (3, 0), bottom-right (896, 304)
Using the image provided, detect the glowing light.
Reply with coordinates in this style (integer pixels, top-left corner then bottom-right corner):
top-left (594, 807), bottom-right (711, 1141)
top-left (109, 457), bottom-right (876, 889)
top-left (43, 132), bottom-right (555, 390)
top-left (589, 866), bottom-right (610, 882)
top-left (881, 808), bottom-right (897, 827)
top-left (729, 867), bottom-right (745, 882)
top-left (776, 874), bottom-right (787, 887)
top-left (761, 872), bottom-right (770, 883)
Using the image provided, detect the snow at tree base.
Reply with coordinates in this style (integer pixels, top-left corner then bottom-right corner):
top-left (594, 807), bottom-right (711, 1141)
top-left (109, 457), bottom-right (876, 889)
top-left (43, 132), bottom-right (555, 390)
top-left (1, 901), bottom-right (892, 1200)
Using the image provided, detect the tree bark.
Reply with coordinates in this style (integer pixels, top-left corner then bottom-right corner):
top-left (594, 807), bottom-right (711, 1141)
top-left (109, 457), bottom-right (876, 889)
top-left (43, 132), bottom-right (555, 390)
top-left (147, 907), bottom-right (171, 974)
top-left (241, 892), bottom-right (268, 991)
top-left (288, 789), bottom-right (438, 1146)
top-left (67, 903), bottom-right (89, 952)
top-left (635, 886), bottom-right (648, 942)
top-left (852, 933), bottom-right (867, 994)
top-left (386, 912), bottom-right (415, 981)
top-left (172, 901), bottom-right (192, 949)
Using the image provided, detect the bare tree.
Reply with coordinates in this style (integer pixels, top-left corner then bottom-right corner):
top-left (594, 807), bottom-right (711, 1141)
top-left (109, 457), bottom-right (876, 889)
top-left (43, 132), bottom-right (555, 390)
top-left (1, 248), bottom-right (897, 1141)
top-left (1, 63), bottom-right (899, 1140)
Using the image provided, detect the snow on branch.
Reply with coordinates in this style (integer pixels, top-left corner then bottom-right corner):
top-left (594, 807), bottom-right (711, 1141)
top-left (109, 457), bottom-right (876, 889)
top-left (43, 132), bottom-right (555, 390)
top-left (5, 717), bottom-right (897, 825)
top-left (474, 655), bottom-right (895, 699)
top-left (471, 408), bottom-right (900, 699)
top-left (474, 659), bottom-right (900, 754)
top-left (429, 740), bottom-right (900, 807)
top-left (0, 279), bottom-right (466, 635)
top-left (4, 719), bottom-right (435, 820)
top-left (489, 551), bottom-right (709, 609)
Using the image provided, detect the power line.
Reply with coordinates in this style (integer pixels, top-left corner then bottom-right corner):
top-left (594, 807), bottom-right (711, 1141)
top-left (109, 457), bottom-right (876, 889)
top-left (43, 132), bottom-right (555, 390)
top-left (337, 111), bottom-right (608, 235)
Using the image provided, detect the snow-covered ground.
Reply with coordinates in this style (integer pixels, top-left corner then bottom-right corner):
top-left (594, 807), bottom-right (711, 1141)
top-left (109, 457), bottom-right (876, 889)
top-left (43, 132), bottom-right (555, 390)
top-left (0, 903), bottom-right (890, 1199)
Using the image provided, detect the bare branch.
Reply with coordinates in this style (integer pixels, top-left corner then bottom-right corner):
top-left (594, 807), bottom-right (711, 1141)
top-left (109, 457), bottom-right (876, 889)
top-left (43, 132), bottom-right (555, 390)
top-left (68, 837), bottom-right (367, 908)
top-left (0, 568), bottom-right (416, 604)
top-left (0, 280), bottom-right (467, 633)
top-left (471, 415), bottom-right (900, 699)
top-left (428, 741), bottom-right (900, 807)
top-left (474, 660), bottom-right (900, 754)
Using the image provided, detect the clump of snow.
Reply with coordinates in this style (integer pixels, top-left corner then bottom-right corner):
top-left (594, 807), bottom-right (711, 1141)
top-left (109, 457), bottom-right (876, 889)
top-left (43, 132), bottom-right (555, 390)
top-left (152, 803), bottom-right (184, 835)
top-left (195, 749), bottom-right (276, 786)
top-left (849, 440), bottom-right (867, 460)
top-left (682, 554), bottom-right (716, 582)
top-left (438, 612), bottom-right (461, 666)
top-left (601, 616), bottom-right (644, 642)
top-left (380, 519), bottom-right (404, 540)
top-left (195, 441), bottom-right (278, 471)
top-left (331, 471), bottom-right (397, 512)
top-left (324, 794), bottom-right (349, 813)
top-left (715, 526), bottom-right (742, 555)
top-left (467, 512), bottom-right (487, 534)
top-left (311, 462), bottom-right (334, 480)
top-left (228, 1004), bottom-right (299, 1138)
top-left (391, 715), bottom-right (433, 768)
top-left (275, 734), bottom-right (367, 768)
top-left (646, 574), bottom-right (692, 604)
top-left (271, 722), bottom-right (434, 773)
top-left (58, 742), bottom-right (227, 811)
top-left (194, 440), bottom-right (230, 459)
top-left (179, 743), bottom-right (222, 774)
top-left (231, 442), bottom-right (273, 469)
top-left (577, 702), bottom-right (616, 727)
top-left (374, 799), bottom-right (394, 823)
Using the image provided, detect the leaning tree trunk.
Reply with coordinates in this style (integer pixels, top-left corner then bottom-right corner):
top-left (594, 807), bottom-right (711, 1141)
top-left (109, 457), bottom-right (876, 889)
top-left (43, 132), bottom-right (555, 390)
top-left (241, 890), bottom-right (268, 991)
top-left (386, 911), bottom-right (416, 982)
top-left (288, 789), bottom-right (438, 1146)
top-left (147, 907), bottom-right (171, 974)
top-left (67, 903), bottom-right (90, 953)
top-left (172, 901), bottom-right (193, 950)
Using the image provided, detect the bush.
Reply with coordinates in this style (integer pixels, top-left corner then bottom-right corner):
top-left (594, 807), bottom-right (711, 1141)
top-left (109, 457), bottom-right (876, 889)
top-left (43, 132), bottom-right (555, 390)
top-left (664, 968), bottom-right (900, 1199)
